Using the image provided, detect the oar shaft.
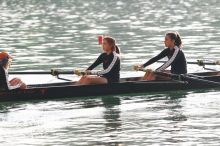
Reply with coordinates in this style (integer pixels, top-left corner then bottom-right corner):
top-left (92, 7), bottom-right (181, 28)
top-left (157, 60), bottom-right (220, 66)
top-left (184, 75), bottom-right (220, 86)
top-left (9, 70), bottom-right (96, 76)
top-left (57, 76), bottom-right (72, 81)
top-left (155, 71), bottom-right (220, 86)
top-left (9, 71), bottom-right (75, 75)
top-left (9, 71), bottom-right (52, 74)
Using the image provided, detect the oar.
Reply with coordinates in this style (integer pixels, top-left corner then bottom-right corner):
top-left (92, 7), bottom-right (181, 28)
top-left (9, 69), bottom-right (94, 75)
top-left (9, 70), bottom-right (74, 75)
top-left (9, 69), bottom-right (95, 81)
top-left (9, 71), bottom-right (52, 74)
top-left (157, 60), bottom-right (220, 66)
top-left (51, 69), bottom-right (97, 78)
top-left (56, 76), bottom-right (72, 81)
top-left (135, 67), bottom-right (220, 87)
top-left (157, 72), bottom-right (220, 87)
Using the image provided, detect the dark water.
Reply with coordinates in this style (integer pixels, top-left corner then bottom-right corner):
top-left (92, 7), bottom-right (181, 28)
top-left (0, 0), bottom-right (220, 145)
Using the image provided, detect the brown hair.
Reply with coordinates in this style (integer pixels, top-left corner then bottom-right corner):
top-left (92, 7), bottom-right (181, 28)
top-left (166, 31), bottom-right (182, 48)
top-left (0, 58), bottom-right (9, 67)
top-left (103, 36), bottom-right (120, 54)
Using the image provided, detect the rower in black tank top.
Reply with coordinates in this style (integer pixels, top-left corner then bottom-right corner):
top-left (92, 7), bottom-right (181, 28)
top-left (143, 47), bottom-right (187, 74)
top-left (135, 32), bottom-right (187, 80)
top-left (87, 51), bottom-right (120, 83)
top-left (76, 36), bottom-right (121, 85)
top-left (0, 66), bottom-right (9, 91)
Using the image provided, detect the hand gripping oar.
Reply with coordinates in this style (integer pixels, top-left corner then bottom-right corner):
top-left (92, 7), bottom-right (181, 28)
top-left (191, 60), bottom-right (220, 71)
top-left (50, 69), bottom-right (96, 76)
top-left (50, 69), bottom-right (96, 81)
top-left (134, 66), bottom-right (220, 87)
top-left (196, 60), bottom-right (220, 66)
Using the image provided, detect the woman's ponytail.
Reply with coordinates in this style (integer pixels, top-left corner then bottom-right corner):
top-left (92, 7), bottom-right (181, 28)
top-left (115, 45), bottom-right (120, 54)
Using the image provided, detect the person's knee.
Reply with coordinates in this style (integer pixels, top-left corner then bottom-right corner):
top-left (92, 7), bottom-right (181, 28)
top-left (16, 78), bottom-right (22, 83)
top-left (10, 78), bottom-right (21, 85)
top-left (14, 77), bottom-right (21, 81)
top-left (84, 77), bottom-right (92, 84)
top-left (78, 76), bottom-right (85, 82)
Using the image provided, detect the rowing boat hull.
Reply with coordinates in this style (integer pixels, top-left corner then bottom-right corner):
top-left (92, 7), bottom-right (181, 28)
top-left (0, 72), bottom-right (219, 102)
top-left (0, 81), bottom-right (183, 102)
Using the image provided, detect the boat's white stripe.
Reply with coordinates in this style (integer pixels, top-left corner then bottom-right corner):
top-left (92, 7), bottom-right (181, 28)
top-left (97, 51), bottom-right (118, 75)
top-left (156, 46), bottom-right (180, 72)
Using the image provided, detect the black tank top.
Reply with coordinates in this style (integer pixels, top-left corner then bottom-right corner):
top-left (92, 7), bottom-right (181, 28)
top-left (143, 47), bottom-right (187, 74)
top-left (87, 52), bottom-right (120, 82)
top-left (0, 66), bottom-right (9, 91)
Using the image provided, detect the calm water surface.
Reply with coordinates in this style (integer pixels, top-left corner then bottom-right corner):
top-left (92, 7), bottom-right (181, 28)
top-left (0, 0), bottom-right (220, 145)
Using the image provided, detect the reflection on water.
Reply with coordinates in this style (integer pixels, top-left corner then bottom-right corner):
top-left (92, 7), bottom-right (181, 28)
top-left (102, 97), bottom-right (122, 146)
top-left (0, 91), bottom-right (220, 145)
top-left (102, 97), bottom-right (121, 131)
top-left (0, 0), bottom-right (220, 72)
top-left (102, 97), bottom-right (122, 143)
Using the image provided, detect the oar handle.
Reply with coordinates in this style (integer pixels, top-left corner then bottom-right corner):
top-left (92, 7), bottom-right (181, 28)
top-left (215, 61), bottom-right (220, 65)
top-left (197, 60), bottom-right (220, 66)
top-left (51, 69), bottom-right (73, 76)
top-left (133, 65), bottom-right (154, 73)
